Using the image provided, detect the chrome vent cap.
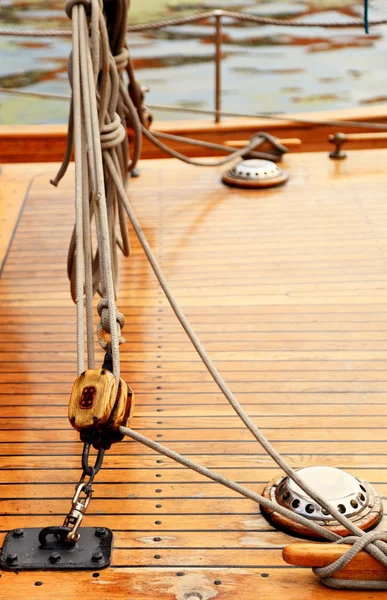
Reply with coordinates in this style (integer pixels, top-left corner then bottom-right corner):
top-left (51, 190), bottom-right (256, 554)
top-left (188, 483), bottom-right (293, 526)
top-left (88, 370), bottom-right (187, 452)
top-left (222, 159), bottom-right (288, 188)
top-left (260, 466), bottom-right (383, 539)
top-left (277, 466), bottom-right (371, 521)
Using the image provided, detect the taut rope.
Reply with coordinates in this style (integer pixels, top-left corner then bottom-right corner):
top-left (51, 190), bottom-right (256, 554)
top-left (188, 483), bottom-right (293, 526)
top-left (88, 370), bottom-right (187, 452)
top-left (54, 0), bottom-right (387, 589)
top-left (0, 4), bottom-right (386, 37)
top-left (4, 86), bottom-right (387, 132)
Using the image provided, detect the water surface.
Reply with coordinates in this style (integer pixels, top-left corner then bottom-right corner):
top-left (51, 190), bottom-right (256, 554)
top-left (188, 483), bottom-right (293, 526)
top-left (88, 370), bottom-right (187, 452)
top-left (0, 0), bottom-right (386, 123)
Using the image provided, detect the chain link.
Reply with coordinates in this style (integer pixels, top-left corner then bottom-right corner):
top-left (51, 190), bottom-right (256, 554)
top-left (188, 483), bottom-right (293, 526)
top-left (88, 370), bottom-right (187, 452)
top-left (62, 441), bottom-right (105, 542)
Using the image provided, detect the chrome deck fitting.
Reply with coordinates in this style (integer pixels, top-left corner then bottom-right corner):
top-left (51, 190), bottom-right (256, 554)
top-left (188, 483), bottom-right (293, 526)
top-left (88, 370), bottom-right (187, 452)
top-left (260, 466), bottom-right (383, 540)
top-left (222, 159), bottom-right (288, 189)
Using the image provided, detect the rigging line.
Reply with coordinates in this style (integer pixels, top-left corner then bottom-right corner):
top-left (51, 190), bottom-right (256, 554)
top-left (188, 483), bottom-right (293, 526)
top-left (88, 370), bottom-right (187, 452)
top-left (0, 88), bottom-right (70, 100)
top-left (119, 427), bottom-right (387, 590)
top-left (54, 0), bottom-right (387, 546)
top-left (61, 0), bottom-right (387, 586)
top-left (146, 130), bottom-right (287, 161)
top-left (126, 9), bottom-right (387, 30)
top-left (1, 8), bottom-right (387, 37)
top-left (146, 104), bottom-right (387, 131)
top-left (63, 0), bottom-right (127, 383)
top-left (71, 3), bottom-right (85, 375)
top-left (2, 87), bottom-right (387, 132)
top-left (119, 427), bottom-right (339, 542)
top-left (141, 127), bottom-right (278, 167)
top-left (103, 143), bottom-right (387, 556)
top-left (104, 97), bottom-right (387, 585)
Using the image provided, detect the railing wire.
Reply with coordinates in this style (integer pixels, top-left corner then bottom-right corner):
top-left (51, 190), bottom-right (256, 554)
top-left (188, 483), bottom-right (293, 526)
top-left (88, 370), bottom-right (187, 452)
top-left (0, 8), bottom-right (386, 37)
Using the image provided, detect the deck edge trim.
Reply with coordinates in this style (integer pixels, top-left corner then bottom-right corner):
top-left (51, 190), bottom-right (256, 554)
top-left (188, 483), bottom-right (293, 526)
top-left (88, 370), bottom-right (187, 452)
top-left (0, 174), bottom-right (36, 278)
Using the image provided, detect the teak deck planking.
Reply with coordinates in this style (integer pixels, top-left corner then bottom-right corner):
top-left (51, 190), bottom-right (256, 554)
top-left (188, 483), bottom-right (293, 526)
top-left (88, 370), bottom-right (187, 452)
top-left (1, 150), bottom-right (387, 598)
top-left (0, 164), bottom-right (40, 273)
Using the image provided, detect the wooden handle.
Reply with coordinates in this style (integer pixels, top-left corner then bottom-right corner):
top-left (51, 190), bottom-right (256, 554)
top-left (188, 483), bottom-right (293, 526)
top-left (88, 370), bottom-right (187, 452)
top-left (283, 542), bottom-right (387, 581)
top-left (224, 138), bottom-right (302, 148)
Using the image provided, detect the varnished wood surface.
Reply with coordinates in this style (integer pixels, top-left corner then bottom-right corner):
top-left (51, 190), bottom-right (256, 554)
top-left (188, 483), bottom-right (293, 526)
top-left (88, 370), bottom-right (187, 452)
top-left (1, 150), bottom-right (387, 597)
top-left (1, 104), bottom-right (387, 163)
top-left (283, 543), bottom-right (387, 580)
top-left (68, 369), bottom-right (118, 431)
top-left (0, 164), bottom-right (40, 271)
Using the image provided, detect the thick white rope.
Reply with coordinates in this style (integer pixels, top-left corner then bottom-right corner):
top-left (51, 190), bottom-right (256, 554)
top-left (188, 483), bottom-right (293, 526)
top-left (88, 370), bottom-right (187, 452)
top-left (56, 0), bottom-right (387, 588)
top-left (71, 4), bottom-right (86, 375)
top-left (54, 0), bottom-right (133, 383)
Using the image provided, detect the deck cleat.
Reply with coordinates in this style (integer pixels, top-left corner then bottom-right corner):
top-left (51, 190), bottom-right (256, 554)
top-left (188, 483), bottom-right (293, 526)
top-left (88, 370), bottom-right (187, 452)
top-left (260, 466), bottom-right (383, 540)
top-left (222, 159), bottom-right (288, 189)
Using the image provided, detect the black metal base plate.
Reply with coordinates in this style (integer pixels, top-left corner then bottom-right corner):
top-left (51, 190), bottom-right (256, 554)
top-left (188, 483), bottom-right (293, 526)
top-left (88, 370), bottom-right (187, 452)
top-left (0, 528), bottom-right (113, 571)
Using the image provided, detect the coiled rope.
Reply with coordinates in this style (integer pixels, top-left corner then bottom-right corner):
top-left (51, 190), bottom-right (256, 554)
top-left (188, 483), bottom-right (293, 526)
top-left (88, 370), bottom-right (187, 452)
top-left (55, 0), bottom-right (387, 589)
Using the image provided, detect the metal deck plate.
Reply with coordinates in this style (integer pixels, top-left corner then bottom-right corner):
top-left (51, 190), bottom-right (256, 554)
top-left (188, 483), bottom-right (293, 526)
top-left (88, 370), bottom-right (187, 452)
top-left (0, 528), bottom-right (113, 571)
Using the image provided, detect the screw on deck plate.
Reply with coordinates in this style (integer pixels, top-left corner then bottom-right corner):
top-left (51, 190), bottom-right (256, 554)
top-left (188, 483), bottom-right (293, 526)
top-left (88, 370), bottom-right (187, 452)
top-left (6, 553), bottom-right (18, 565)
top-left (95, 528), bottom-right (107, 538)
top-left (49, 552), bottom-right (61, 563)
top-left (12, 529), bottom-right (24, 538)
top-left (1, 527), bottom-right (113, 571)
top-left (92, 551), bottom-right (103, 562)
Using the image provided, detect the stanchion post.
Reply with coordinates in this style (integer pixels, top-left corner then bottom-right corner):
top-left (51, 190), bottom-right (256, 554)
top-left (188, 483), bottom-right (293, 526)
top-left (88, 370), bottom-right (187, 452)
top-left (214, 10), bottom-right (222, 123)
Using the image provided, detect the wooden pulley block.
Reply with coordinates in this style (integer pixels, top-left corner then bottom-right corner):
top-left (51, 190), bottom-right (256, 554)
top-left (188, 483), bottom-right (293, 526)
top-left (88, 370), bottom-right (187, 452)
top-left (283, 542), bottom-right (387, 582)
top-left (69, 369), bottom-right (117, 432)
top-left (103, 379), bottom-right (135, 446)
top-left (69, 370), bottom-right (135, 439)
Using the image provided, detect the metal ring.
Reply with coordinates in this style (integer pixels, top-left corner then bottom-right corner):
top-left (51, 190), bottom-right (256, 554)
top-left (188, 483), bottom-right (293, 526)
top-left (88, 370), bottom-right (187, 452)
top-left (38, 526), bottom-right (72, 547)
top-left (81, 442), bottom-right (105, 477)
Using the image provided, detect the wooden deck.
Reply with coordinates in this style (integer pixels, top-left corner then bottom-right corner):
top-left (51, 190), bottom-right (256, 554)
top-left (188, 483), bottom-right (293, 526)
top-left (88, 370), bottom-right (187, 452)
top-left (1, 150), bottom-right (387, 598)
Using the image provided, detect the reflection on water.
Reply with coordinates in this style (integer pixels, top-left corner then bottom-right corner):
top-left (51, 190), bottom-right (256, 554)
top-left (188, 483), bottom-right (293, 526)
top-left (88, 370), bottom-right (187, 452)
top-left (0, 0), bottom-right (386, 124)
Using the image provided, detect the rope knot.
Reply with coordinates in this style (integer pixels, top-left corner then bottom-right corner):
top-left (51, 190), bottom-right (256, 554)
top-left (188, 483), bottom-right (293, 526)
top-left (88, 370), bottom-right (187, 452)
top-left (313, 530), bottom-right (387, 589)
top-left (65, 0), bottom-right (91, 19)
top-left (97, 299), bottom-right (126, 349)
top-left (114, 48), bottom-right (129, 72)
top-left (100, 113), bottom-right (126, 150)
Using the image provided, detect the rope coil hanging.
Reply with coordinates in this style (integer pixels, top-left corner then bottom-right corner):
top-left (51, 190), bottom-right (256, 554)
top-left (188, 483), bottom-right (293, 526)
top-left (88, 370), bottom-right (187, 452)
top-left (52, 0), bottom-right (140, 381)
top-left (53, 0), bottom-right (387, 589)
